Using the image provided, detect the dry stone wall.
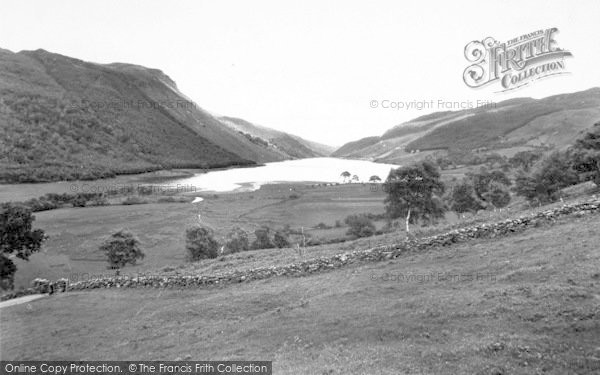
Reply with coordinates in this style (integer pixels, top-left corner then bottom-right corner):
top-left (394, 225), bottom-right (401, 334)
top-left (2, 198), bottom-right (599, 301)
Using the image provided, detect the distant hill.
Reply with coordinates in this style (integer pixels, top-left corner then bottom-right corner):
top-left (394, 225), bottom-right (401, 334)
top-left (331, 136), bottom-right (380, 157)
top-left (0, 48), bottom-right (330, 183)
top-left (218, 116), bottom-right (334, 159)
top-left (332, 88), bottom-right (600, 164)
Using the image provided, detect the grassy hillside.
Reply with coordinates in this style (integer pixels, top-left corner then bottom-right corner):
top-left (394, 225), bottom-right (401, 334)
top-left (0, 48), bottom-right (260, 182)
top-left (2, 207), bottom-right (599, 374)
top-left (333, 88), bottom-right (600, 163)
top-left (331, 136), bottom-right (380, 157)
top-left (0, 48), bottom-right (333, 183)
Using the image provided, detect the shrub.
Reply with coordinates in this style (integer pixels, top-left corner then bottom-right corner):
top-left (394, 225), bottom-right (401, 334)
top-left (137, 186), bottom-right (154, 196)
top-left (185, 227), bottom-right (220, 261)
top-left (344, 214), bottom-right (376, 238)
top-left (121, 196), bottom-right (148, 205)
top-left (484, 185), bottom-right (511, 208)
top-left (25, 198), bottom-right (59, 212)
top-left (225, 227), bottom-right (250, 253)
top-left (509, 150), bottom-right (543, 171)
top-left (251, 226), bottom-right (274, 250)
top-left (273, 230), bottom-right (290, 248)
top-left (71, 195), bottom-right (87, 207)
top-left (467, 168), bottom-right (511, 202)
top-left (0, 256), bottom-right (17, 290)
top-left (315, 222), bottom-right (332, 229)
top-left (449, 180), bottom-right (485, 215)
top-left (514, 152), bottom-right (578, 204)
top-left (306, 237), bottom-right (323, 246)
top-left (157, 196), bottom-right (176, 203)
top-left (570, 122), bottom-right (600, 185)
top-left (99, 230), bottom-right (144, 269)
top-left (89, 195), bottom-right (109, 206)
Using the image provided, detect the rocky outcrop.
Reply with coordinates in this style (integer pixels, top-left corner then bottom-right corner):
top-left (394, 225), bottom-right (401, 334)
top-left (2, 198), bottom-right (599, 301)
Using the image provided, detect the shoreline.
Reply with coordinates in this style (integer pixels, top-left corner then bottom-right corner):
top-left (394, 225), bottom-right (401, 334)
top-left (0, 163), bottom-right (266, 202)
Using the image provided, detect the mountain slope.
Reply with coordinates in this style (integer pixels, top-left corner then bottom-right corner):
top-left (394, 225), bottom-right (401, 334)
top-left (333, 88), bottom-right (600, 164)
top-left (218, 116), bottom-right (334, 158)
top-left (0, 48), bottom-right (330, 183)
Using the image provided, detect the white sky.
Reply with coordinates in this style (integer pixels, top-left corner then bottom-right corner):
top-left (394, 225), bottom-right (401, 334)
top-left (1, 0), bottom-right (599, 146)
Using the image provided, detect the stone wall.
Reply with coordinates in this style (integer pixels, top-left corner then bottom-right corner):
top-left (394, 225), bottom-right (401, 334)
top-left (2, 198), bottom-right (599, 301)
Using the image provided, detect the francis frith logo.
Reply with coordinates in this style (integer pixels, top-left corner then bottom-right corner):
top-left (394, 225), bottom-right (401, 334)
top-left (463, 27), bottom-right (572, 92)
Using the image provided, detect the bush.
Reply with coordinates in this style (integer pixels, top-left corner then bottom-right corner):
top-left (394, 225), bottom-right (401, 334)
top-left (449, 180), bottom-right (485, 215)
top-left (514, 152), bottom-right (578, 204)
top-left (121, 196), bottom-right (148, 205)
top-left (89, 195), bottom-right (109, 206)
top-left (467, 168), bottom-right (511, 203)
top-left (484, 186), bottom-right (511, 208)
top-left (344, 214), bottom-right (376, 238)
top-left (99, 230), bottom-right (144, 269)
top-left (273, 230), bottom-right (290, 248)
top-left (225, 227), bottom-right (250, 253)
top-left (137, 186), bottom-right (154, 196)
top-left (570, 122), bottom-right (600, 185)
top-left (24, 198), bottom-right (59, 212)
top-left (185, 227), bottom-right (220, 261)
top-left (306, 237), bottom-right (323, 246)
top-left (315, 222), bottom-right (332, 229)
top-left (251, 226), bottom-right (274, 250)
top-left (0, 255), bottom-right (17, 290)
top-left (71, 195), bottom-right (87, 207)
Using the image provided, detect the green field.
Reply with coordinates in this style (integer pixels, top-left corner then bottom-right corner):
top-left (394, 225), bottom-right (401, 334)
top-left (2, 210), bottom-right (599, 374)
top-left (5, 180), bottom-right (392, 289)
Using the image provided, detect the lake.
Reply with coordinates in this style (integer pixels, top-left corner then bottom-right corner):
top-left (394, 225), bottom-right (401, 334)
top-left (166, 157), bottom-right (400, 192)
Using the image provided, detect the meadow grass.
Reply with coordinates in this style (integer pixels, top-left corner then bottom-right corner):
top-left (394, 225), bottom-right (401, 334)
top-left (2, 212), bottom-right (599, 374)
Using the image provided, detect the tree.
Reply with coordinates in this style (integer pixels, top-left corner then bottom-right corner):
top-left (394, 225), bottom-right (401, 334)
top-left (468, 168), bottom-right (511, 200)
top-left (449, 180), bottom-right (485, 216)
top-left (435, 157), bottom-right (452, 170)
top-left (484, 185), bottom-right (511, 208)
top-left (344, 214), bottom-right (376, 237)
top-left (185, 227), bottom-right (220, 261)
top-left (100, 230), bottom-right (144, 269)
top-left (509, 150), bottom-right (543, 171)
top-left (570, 122), bottom-right (600, 186)
top-left (484, 153), bottom-right (507, 169)
top-left (224, 227), bottom-right (249, 253)
top-left (71, 195), bottom-right (87, 207)
top-left (1, 203), bottom-right (46, 289)
top-left (251, 226), bottom-right (274, 249)
top-left (351, 175), bottom-right (359, 183)
top-left (273, 230), bottom-right (290, 248)
top-left (466, 168), bottom-right (512, 208)
top-left (514, 152), bottom-right (579, 204)
top-left (0, 256), bottom-right (17, 290)
top-left (340, 171), bottom-right (351, 183)
top-left (383, 161), bottom-right (446, 232)
top-left (369, 175), bottom-right (381, 183)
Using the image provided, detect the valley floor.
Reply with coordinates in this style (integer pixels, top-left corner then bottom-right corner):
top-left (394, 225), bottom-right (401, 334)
top-left (8, 182), bottom-right (390, 289)
top-left (2, 212), bottom-right (599, 374)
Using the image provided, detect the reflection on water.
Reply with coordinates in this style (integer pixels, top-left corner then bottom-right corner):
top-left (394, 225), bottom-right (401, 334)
top-left (166, 158), bottom-right (400, 192)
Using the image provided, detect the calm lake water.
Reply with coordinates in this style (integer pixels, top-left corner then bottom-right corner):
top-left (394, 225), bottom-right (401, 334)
top-left (167, 157), bottom-right (400, 192)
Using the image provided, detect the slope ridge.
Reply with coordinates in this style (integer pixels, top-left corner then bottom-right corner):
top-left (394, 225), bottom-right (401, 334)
top-left (333, 88), bottom-right (600, 163)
